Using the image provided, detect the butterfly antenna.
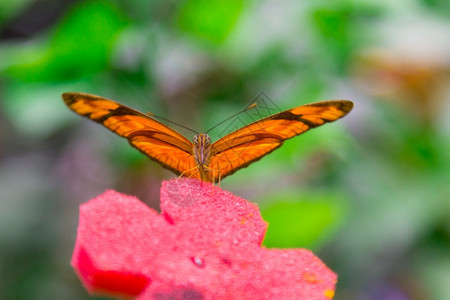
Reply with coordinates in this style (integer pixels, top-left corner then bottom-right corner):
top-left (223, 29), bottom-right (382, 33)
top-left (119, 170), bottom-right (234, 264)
top-left (205, 103), bottom-right (258, 134)
top-left (147, 112), bottom-right (198, 134)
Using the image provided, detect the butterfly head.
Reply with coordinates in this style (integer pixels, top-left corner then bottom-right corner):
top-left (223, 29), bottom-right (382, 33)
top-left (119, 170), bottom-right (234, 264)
top-left (193, 133), bottom-right (211, 148)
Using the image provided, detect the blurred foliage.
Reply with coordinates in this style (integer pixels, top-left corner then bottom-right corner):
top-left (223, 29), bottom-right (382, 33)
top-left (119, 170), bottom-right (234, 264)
top-left (4, 1), bottom-right (128, 82)
top-left (309, 1), bottom-right (382, 73)
top-left (177, 0), bottom-right (243, 44)
top-left (0, 0), bottom-right (449, 299)
top-left (420, 0), bottom-right (450, 16)
top-left (261, 192), bottom-right (348, 249)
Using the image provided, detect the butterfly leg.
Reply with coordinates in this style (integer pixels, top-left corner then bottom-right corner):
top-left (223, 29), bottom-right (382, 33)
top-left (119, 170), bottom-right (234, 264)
top-left (202, 166), bottom-right (222, 188)
top-left (178, 166), bottom-right (200, 179)
top-left (212, 169), bottom-right (222, 194)
top-left (176, 167), bottom-right (204, 191)
top-left (210, 167), bottom-right (221, 187)
top-left (217, 171), bottom-right (222, 188)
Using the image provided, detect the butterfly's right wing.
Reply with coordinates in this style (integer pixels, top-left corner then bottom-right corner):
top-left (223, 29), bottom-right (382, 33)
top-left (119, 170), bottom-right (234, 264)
top-left (62, 92), bottom-right (198, 176)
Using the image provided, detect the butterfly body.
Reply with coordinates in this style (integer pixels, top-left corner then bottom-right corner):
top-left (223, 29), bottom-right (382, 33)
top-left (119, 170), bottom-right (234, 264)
top-left (63, 92), bottom-right (353, 182)
top-left (192, 133), bottom-right (213, 180)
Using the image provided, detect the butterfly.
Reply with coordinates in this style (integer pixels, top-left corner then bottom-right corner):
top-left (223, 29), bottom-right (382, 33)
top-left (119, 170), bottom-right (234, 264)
top-left (62, 92), bottom-right (353, 183)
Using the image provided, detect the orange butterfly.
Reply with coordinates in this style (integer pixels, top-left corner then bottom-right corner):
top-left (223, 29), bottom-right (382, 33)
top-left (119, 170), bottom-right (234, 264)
top-left (62, 92), bottom-right (353, 182)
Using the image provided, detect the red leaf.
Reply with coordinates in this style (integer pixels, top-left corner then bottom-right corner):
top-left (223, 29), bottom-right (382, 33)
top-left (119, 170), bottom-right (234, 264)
top-left (72, 178), bottom-right (337, 299)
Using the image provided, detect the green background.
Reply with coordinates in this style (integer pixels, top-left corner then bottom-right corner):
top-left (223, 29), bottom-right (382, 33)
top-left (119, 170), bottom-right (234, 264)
top-left (0, 0), bottom-right (449, 299)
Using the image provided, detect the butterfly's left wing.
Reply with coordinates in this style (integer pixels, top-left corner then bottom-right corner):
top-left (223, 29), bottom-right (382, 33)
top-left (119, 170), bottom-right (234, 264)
top-left (209, 100), bottom-right (353, 180)
top-left (62, 92), bottom-right (198, 177)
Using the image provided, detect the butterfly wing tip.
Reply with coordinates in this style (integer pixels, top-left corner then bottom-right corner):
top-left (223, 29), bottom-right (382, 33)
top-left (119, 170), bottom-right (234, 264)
top-left (61, 92), bottom-right (76, 105)
top-left (340, 100), bottom-right (354, 113)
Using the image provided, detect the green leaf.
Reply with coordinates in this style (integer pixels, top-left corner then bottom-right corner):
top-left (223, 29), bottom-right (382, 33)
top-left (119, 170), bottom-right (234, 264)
top-left (261, 192), bottom-right (347, 249)
top-left (176, 0), bottom-right (244, 44)
top-left (309, 1), bottom-right (382, 73)
top-left (5, 0), bottom-right (128, 82)
top-left (1, 81), bottom-right (90, 138)
top-left (0, 0), bottom-right (33, 25)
